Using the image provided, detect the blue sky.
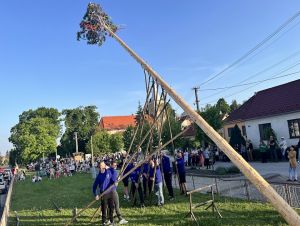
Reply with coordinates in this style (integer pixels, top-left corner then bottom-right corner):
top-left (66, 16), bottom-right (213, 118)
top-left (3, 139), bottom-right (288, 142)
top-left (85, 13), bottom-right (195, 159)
top-left (1, 1), bottom-right (300, 154)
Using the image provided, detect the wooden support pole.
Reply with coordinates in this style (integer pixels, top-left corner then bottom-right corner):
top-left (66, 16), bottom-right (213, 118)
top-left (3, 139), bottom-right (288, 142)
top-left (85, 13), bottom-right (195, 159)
top-left (101, 21), bottom-right (300, 226)
top-left (64, 126), bottom-right (190, 226)
top-left (214, 177), bottom-right (219, 195)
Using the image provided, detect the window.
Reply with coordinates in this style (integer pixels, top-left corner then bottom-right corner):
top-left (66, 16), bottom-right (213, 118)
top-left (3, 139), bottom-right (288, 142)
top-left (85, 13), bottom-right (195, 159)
top-left (227, 127), bottom-right (233, 137)
top-left (242, 125), bottom-right (247, 137)
top-left (288, 119), bottom-right (300, 138)
top-left (258, 123), bottom-right (271, 140)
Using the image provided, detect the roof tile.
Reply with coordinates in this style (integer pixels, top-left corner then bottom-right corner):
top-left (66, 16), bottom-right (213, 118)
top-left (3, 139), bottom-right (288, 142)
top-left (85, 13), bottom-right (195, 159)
top-left (99, 115), bottom-right (136, 131)
top-left (225, 79), bottom-right (300, 123)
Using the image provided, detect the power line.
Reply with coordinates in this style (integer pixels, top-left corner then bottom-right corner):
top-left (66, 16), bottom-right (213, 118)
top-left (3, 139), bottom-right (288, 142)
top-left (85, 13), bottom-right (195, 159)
top-left (199, 23), bottom-right (300, 100)
top-left (199, 70), bottom-right (300, 91)
top-left (199, 10), bottom-right (300, 86)
top-left (201, 59), bottom-right (300, 100)
top-left (200, 69), bottom-right (300, 106)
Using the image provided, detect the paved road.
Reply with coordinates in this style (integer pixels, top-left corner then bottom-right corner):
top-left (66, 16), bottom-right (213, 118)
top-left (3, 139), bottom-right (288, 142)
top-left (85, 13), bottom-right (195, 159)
top-left (171, 161), bottom-right (300, 206)
top-left (0, 192), bottom-right (7, 217)
top-left (213, 161), bottom-right (296, 178)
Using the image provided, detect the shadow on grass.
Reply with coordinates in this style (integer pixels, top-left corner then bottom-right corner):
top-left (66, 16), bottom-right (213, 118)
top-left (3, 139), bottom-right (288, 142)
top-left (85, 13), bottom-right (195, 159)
top-left (8, 209), bottom-right (287, 226)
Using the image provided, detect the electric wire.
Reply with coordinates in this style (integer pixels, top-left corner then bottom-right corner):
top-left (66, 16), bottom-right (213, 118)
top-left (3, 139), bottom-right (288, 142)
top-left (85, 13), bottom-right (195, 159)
top-left (199, 11), bottom-right (300, 86)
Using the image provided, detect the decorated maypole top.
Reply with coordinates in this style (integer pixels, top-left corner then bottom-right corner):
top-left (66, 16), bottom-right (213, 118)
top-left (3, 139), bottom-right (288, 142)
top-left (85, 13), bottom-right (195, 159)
top-left (77, 3), bottom-right (118, 46)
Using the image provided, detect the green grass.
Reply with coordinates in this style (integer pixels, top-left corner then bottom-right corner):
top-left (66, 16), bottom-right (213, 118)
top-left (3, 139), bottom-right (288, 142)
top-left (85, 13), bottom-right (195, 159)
top-left (9, 173), bottom-right (298, 226)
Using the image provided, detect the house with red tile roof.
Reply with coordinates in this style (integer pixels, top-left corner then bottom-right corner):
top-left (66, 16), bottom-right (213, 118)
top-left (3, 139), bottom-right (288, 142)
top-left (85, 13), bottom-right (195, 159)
top-left (99, 115), bottom-right (136, 134)
top-left (224, 79), bottom-right (300, 148)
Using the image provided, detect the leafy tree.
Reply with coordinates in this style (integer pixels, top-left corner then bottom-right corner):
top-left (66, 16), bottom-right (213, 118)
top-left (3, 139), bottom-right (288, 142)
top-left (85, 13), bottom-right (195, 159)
top-left (10, 117), bottom-right (60, 163)
top-left (86, 130), bottom-right (110, 156)
top-left (216, 98), bottom-right (230, 115)
top-left (110, 133), bottom-right (124, 152)
top-left (195, 104), bottom-right (223, 145)
top-left (123, 102), bottom-right (162, 154)
top-left (135, 101), bottom-right (143, 124)
top-left (122, 122), bottom-right (160, 154)
top-left (135, 121), bottom-right (159, 153)
top-left (9, 108), bottom-right (61, 164)
top-left (123, 126), bottom-right (135, 152)
top-left (230, 100), bottom-right (240, 112)
top-left (161, 107), bottom-right (183, 150)
top-left (229, 124), bottom-right (246, 149)
top-left (18, 107), bottom-right (61, 125)
top-left (61, 106), bottom-right (99, 154)
top-left (9, 149), bottom-right (21, 166)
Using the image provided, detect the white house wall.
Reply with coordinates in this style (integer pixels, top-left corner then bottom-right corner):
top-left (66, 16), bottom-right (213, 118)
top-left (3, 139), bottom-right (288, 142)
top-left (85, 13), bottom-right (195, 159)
top-left (245, 111), bottom-right (300, 148)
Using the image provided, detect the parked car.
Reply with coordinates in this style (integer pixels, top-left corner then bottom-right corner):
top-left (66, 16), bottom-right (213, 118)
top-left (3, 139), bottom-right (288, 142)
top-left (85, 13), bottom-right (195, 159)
top-left (0, 175), bottom-right (7, 194)
top-left (3, 169), bottom-right (12, 184)
top-left (0, 168), bottom-right (5, 174)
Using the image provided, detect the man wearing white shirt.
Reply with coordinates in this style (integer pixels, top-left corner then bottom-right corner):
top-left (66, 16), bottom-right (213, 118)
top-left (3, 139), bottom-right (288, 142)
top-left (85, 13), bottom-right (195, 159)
top-left (279, 137), bottom-right (287, 160)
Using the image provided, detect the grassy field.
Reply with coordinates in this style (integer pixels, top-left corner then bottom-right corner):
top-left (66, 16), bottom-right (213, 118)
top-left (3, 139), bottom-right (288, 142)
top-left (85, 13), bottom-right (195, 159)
top-left (9, 173), bottom-right (298, 226)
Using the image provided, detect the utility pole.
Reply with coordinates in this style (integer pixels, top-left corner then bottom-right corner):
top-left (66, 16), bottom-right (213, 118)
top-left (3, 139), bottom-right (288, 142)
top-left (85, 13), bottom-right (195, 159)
top-left (91, 135), bottom-right (96, 178)
top-left (91, 135), bottom-right (94, 165)
top-left (74, 132), bottom-right (79, 154)
top-left (192, 86), bottom-right (200, 112)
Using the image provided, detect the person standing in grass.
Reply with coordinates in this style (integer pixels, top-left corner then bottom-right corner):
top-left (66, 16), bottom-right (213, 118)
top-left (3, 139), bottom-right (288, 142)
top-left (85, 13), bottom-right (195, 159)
top-left (93, 161), bottom-right (114, 226)
top-left (149, 158), bottom-right (164, 206)
top-left (109, 161), bottom-right (128, 225)
top-left (129, 161), bottom-right (145, 207)
top-left (161, 151), bottom-right (174, 200)
top-left (287, 146), bottom-right (298, 182)
top-left (176, 152), bottom-right (187, 195)
top-left (122, 159), bottom-right (133, 201)
top-left (142, 159), bottom-right (150, 198)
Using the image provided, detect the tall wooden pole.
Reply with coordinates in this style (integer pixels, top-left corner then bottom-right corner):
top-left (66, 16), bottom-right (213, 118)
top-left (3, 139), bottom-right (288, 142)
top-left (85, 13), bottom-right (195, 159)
top-left (74, 132), bottom-right (79, 154)
top-left (101, 21), bottom-right (300, 226)
top-left (91, 135), bottom-right (96, 179)
top-left (91, 135), bottom-right (94, 165)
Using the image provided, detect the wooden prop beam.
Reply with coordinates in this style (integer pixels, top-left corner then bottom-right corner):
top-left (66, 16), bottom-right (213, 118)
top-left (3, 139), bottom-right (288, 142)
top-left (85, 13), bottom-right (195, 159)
top-left (100, 20), bottom-right (300, 226)
top-left (64, 126), bottom-right (189, 226)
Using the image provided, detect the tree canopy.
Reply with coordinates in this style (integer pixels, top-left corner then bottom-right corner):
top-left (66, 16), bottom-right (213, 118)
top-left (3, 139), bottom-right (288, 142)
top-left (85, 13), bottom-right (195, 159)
top-left (161, 106), bottom-right (183, 150)
top-left (195, 104), bottom-right (223, 145)
top-left (230, 100), bottom-right (240, 112)
top-left (9, 107), bottom-right (61, 163)
top-left (86, 130), bottom-right (124, 156)
top-left (60, 106), bottom-right (99, 155)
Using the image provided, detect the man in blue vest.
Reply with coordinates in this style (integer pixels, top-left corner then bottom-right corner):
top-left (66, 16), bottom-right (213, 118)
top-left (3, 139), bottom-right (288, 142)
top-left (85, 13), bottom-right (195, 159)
top-left (122, 159), bottom-right (133, 201)
top-left (93, 161), bottom-right (114, 226)
top-left (176, 152), bottom-right (187, 195)
top-left (142, 159), bottom-right (150, 198)
top-left (161, 151), bottom-right (174, 200)
top-left (130, 161), bottom-right (145, 207)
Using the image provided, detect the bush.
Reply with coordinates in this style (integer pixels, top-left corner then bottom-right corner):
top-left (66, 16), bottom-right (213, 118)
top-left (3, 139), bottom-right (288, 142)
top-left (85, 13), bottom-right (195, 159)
top-left (215, 166), bottom-right (240, 175)
top-left (215, 167), bottom-right (227, 175)
top-left (226, 166), bottom-right (240, 174)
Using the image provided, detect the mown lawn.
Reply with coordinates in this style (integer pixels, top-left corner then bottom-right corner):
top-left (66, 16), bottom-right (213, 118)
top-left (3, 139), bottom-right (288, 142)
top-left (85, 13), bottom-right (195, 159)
top-left (9, 173), bottom-right (298, 226)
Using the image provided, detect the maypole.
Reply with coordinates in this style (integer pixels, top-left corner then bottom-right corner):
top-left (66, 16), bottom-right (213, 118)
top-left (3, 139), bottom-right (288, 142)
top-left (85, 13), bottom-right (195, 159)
top-left (77, 3), bottom-right (300, 226)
